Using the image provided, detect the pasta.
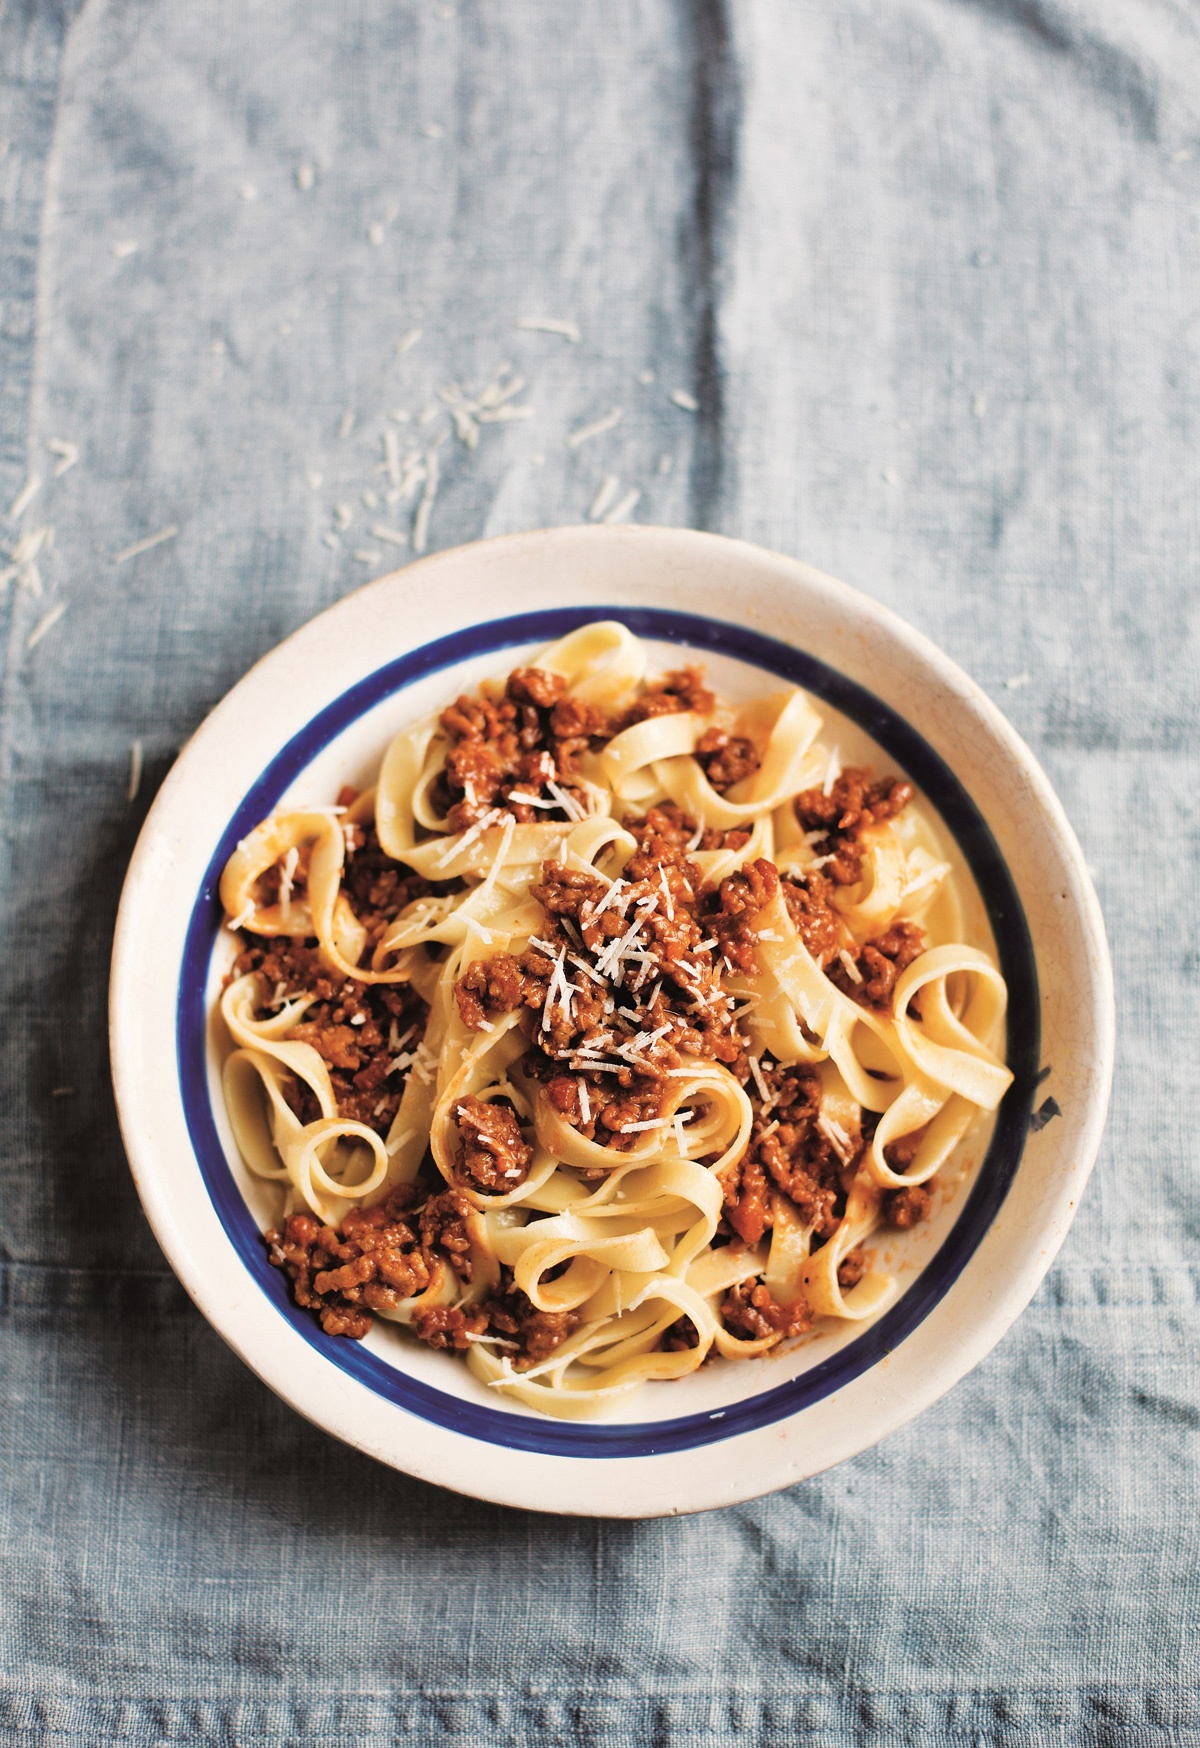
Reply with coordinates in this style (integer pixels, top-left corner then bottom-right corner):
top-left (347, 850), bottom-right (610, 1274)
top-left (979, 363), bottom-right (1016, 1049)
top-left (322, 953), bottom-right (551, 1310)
top-left (216, 622), bottom-right (1013, 1418)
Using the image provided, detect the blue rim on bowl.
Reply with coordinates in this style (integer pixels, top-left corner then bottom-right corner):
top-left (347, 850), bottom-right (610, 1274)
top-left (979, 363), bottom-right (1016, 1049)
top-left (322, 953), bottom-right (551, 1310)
top-left (178, 604), bottom-right (1039, 1458)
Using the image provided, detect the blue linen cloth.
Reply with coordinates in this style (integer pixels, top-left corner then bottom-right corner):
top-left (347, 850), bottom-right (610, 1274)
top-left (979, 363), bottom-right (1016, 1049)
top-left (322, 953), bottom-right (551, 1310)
top-left (1, 1), bottom-right (1196, 1742)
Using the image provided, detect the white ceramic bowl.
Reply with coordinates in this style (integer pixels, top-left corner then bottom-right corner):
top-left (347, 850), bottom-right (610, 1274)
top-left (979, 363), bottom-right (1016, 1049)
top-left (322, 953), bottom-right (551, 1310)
top-left (109, 526), bottom-right (1113, 1517)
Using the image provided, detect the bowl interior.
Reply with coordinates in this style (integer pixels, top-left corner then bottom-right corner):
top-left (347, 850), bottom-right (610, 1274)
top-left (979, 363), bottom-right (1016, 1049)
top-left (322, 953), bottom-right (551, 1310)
top-left (179, 602), bottom-right (1039, 1456)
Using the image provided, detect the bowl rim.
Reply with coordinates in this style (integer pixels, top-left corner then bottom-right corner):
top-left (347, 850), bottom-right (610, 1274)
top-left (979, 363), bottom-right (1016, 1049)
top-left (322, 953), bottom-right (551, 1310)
top-left (109, 524), bottom-right (1114, 1516)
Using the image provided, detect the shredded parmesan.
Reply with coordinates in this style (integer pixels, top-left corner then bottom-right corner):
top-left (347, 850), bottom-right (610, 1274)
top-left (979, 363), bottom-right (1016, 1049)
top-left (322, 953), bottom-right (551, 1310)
top-left (670, 389), bottom-right (700, 412)
top-left (817, 1113), bottom-right (857, 1165)
top-left (278, 845), bottom-right (299, 915)
top-left (822, 745), bottom-right (841, 796)
top-left (8, 476), bottom-right (42, 520)
top-left (516, 316), bottom-right (581, 343)
top-left (396, 327), bottom-right (422, 355)
top-left (435, 806), bottom-right (503, 868)
top-left (47, 440), bottom-right (78, 477)
top-left (370, 523), bottom-right (408, 547)
top-left (577, 1080), bottom-right (591, 1124)
top-left (602, 487), bottom-right (641, 525)
top-left (127, 739), bottom-right (143, 802)
top-left (566, 408), bottom-right (623, 449)
top-left (25, 603), bottom-right (65, 649)
top-left (588, 474), bottom-right (621, 521)
top-left (545, 778), bottom-right (586, 821)
top-left (837, 948), bottom-right (863, 984)
top-left (111, 239), bottom-right (140, 258)
top-left (412, 444), bottom-right (440, 554)
top-left (113, 525), bottom-right (178, 565)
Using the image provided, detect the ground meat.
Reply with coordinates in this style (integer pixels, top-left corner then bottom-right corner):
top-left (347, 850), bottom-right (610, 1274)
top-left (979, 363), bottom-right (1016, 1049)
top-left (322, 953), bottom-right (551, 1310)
top-left (264, 1191), bottom-right (429, 1339)
top-left (623, 666), bottom-right (715, 724)
top-left (882, 1182), bottom-right (934, 1228)
top-left (412, 1303), bottom-right (491, 1350)
top-left (794, 768), bottom-right (915, 886)
top-left (341, 827), bottom-right (433, 946)
top-left (452, 1096), bottom-right (533, 1192)
top-left (720, 1277), bottom-right (811, 1343)
top-left (695, 726), bottom-right (761, 793)
top-left (836, 1247), bottom-right (870, 1290)
top-left (476, 1278), bottom-right (579, 1364)
top-left (419, 1189), bottom-right (476, 1282)
top-left (724, 1063), bottom-right (851, 1241)
top-left (434, 664), bottom-right (608, 828)
top-left (506, 666), bottom-right (566, 709)
top-left (454, 952), bottom-right (544, 1028)
top-left (660, 1316), bottom-right (701, 1353)
top-left (597, 1081), bottom-right (666, 1149)
top-left (413, 1275), bottom-right (579, 1367)
top-left (829, 919), bottom-right (925, 1008)
top-left (723, 1152), bottom-right (774, 1244)
top-left (780, 871), bottom-right (841, 968)
top-left (547, 695), bottom-right (604, 772)
top-left (796, 768), bottom-right (914, 835)
top-left (233, 941), bottom-right (428, 1141)
top-left (882, 1126), bottom-right (925, 1172)
top-left (709, 858), bottom-right (781, 974)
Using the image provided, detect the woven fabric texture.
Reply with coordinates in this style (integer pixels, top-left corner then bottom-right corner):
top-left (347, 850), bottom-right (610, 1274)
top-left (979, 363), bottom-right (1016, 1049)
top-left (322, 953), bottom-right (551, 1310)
top-left (1, 1), bottom-right (1196, 1742)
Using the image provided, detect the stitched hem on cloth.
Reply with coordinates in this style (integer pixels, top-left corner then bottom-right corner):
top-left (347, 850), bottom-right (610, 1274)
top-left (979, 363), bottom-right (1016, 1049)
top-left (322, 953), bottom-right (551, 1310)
top-left (1, 1686), bottom-right (1198, 1746)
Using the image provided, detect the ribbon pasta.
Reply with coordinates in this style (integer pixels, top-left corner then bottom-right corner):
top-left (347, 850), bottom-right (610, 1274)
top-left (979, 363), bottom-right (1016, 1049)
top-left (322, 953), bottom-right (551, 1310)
top-left (216, 621), bottom-right (1013, 1417)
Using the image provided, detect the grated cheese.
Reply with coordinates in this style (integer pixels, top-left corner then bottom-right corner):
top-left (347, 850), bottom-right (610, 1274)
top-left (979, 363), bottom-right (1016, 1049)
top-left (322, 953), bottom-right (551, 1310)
top-left (435, 805), bottom-right (503, 867)
top-left (817, 1113), bottom-right (857, 1165)
top-left (126, 739), bottom-right (143, 802)
top-left (8, 476), bottom-right (42, 520)
top-left (837, 948), bottom-right (863, 984)
top-left (370, 523), bottom-right (408, 548)
top-left (670, 389), bottom-right (700, 412)
top-left (588, 474), bottom-right (621, 521)
top-left (353, 549), bottom-right (382, 564)
top-left (113, 525), bottom-right (178, 565)
top-left (516, 316), bottom-right (581, 343)
top-left (602, 487), bottom-right (641, 525)
top-left (47, 440), bottom-right (78, 477)
top-left (26, 602), bottom-right (65, 649)
top-left (566, 408), bottom-right (623, 449)
top-left (545, 778), bottom-right (586, 821)
top-left (747, 1055), bottom-right (770, 1102)
top-left (111, 239), bottom-right (140, 258)
top-left (278, 845), bottom-right (299, 915)
top-left (412, 444), bottom-right (441, 554)
top-left (822, 745), bottom-right (841, 796)
top-left (396, 327), bottom-right (422, 355)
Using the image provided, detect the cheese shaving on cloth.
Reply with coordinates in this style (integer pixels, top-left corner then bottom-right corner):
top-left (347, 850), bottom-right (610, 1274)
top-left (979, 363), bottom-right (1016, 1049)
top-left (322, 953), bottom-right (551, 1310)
top-left (216, 622), bottom-right (1011, 1418)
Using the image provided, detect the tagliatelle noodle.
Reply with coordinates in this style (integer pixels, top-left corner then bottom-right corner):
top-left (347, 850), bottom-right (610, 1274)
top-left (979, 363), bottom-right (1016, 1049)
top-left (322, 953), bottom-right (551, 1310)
top-left (216, 621), bottom-right (1014, 1418)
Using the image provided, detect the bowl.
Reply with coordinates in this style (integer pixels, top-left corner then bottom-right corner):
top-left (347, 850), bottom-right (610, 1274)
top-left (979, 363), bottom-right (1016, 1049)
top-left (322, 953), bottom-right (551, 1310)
top-left (109, 525), bottom-right (1113, 1516)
